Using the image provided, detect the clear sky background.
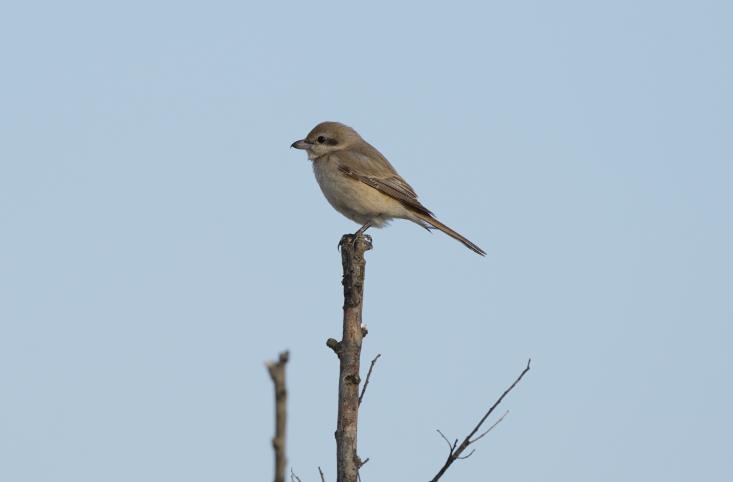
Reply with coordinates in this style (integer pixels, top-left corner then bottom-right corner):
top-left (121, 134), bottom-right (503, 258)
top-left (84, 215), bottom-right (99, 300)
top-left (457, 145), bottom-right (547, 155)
top-left (1, 1), bottom-right (731, 481)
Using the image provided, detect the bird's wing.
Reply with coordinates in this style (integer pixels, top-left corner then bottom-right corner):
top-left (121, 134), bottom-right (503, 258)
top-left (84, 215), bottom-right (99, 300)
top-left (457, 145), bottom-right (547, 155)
top-left (334, 145), bottom-right (434, 218)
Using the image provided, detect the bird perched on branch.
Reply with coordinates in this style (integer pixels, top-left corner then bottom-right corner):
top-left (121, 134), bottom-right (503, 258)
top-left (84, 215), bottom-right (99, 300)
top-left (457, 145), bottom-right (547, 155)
top-left (291, 121), bottom-right (485, 256)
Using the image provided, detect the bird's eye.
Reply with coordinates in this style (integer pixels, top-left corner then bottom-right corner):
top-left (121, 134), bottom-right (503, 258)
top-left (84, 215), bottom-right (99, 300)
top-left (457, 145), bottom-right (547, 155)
top-left (316, 135), bottom-right (326, 144)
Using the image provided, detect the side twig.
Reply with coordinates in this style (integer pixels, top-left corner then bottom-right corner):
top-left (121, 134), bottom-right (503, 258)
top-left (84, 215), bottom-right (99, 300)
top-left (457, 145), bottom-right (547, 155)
top-left (429, 359), bottom-right (531, 482)
top-left (266, 351), bottom-right (290, 482)
top-left (359, 354), bottom-right (381, 405)
top-left (290, 468), bottom-right (302, 482)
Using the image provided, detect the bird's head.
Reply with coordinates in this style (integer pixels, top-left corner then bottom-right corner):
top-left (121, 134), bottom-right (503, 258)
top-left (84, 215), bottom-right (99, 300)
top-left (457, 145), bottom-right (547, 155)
top-left (291, 121), bottom-right (362, 160)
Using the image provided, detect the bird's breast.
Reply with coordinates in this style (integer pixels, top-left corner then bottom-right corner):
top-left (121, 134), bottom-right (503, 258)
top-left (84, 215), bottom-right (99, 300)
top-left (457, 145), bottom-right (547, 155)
top-left (311, 156), bottom-right (407, 226)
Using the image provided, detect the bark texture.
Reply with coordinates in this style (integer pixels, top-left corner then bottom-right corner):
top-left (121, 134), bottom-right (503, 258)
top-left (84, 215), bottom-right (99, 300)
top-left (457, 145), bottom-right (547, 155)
top-left (266, 351), bottom-right (289, 482)
top-left (335, 234), bottom-right (372, 482)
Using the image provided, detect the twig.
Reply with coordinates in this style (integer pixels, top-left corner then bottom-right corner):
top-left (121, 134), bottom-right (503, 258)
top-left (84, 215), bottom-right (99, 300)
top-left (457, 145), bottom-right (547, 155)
top-left (471, 410), bottom-right (509, 443)
top-left (290, 468), bottom-right (302, 482)
top-left (266, 351), bottom-right (290, 482)
top-left (435, 429), bottom-right (457, 453)
top-left (429, 359), bottom-right (531, 482)
top-left (358, 354), bottom-right (381, 405)
top-left (318, 466), bottom-right (326, 482)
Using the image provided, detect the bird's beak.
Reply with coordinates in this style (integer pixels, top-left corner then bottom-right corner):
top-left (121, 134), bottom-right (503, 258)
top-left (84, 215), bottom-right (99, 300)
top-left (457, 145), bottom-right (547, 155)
top-left (290, 139), bottom-right (311, 150)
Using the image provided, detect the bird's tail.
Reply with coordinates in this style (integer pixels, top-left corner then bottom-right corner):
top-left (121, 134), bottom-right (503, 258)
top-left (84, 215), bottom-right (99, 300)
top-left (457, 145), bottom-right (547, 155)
top-left (415, 213), bottom-right (486, 256)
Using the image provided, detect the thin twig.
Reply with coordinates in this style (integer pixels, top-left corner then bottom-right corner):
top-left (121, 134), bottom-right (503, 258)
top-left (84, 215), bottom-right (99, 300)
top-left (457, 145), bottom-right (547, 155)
top-left (318, 466), bottom-right (326, 482)
top-left (290, 468), bottom-right (302, 482)
top-left (435, 429), bottom-right (456, 453)
top-left (358, 354), bottom-right (381, 405)
top-left (429, 359), bottom-right (531, 482)
top-left (471, 410), bottom-right (509, 443)
top-left (457, 449), bottom-right (475, 460)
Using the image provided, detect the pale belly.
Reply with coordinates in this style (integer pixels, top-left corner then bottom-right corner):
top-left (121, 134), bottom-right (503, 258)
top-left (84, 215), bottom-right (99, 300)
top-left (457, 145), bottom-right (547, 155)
top-left (312, 159), bottom-right (410, 227)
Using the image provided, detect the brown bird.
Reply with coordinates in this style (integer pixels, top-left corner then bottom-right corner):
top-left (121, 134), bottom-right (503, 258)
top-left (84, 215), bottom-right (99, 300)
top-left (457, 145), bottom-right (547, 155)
top-left (291, 121), bottom-right (485, 256)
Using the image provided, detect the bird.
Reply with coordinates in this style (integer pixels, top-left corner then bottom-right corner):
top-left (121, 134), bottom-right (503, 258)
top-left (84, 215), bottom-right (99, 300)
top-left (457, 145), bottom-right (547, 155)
top-left (291, 121), bottom-right (486, 256)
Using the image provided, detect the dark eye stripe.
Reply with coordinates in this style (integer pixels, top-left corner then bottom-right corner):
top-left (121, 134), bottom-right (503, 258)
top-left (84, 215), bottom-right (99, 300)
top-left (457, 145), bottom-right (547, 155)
top-left (315, 135), bottom-right (339, 146)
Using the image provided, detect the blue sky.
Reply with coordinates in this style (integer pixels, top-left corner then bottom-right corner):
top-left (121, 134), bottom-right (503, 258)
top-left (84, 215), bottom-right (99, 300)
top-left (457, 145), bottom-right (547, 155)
top-left (1, 1), bottom-right (731, 481)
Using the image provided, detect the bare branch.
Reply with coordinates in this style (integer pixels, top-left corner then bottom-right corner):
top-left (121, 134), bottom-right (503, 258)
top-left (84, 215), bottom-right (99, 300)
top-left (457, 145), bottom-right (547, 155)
top-left (429, 359), bottom-right (531, 482)
top-left (318, 466), bottom-right (326, 482)
top-left (334, 233), bottom-right (372, 482)
top-left (266, 351), bottom-right (290, 482)
top-left (358, 354), bottom-right (381, 405)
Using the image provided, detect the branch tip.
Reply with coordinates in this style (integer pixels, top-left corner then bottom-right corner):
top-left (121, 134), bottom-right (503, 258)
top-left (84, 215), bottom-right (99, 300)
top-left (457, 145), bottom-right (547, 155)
top-left (428, 361), bottom-right (531, 482)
